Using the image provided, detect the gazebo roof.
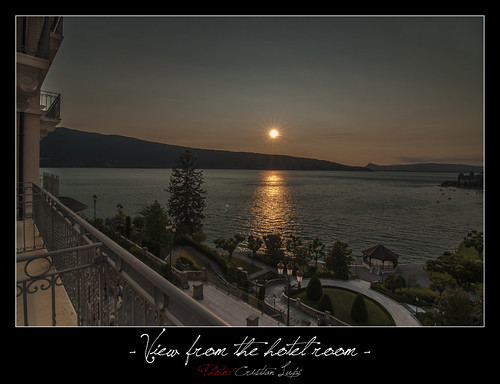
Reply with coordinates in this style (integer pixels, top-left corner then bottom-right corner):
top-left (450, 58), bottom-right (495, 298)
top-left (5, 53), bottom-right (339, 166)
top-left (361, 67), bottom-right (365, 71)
top-left (362, 244), bottom-right (399, 262)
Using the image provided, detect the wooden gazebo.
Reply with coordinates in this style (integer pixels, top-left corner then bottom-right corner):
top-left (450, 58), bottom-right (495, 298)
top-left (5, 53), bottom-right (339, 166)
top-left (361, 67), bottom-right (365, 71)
top-left (362, 244), bottom-right (399, 271)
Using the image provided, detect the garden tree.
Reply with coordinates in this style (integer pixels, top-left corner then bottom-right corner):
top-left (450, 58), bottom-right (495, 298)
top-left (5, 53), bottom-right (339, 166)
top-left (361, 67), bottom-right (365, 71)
top-left (166, 150), bottom-right (207, 237)
top-left (351, 294), bottom-right (368, 323)
top-left (213, 234), bottom-right (245, 262)
top-left (325, 241), bottom-right (353, 280)
top-left (192, 231), bottom-right (207, 244)
top-left (306, 276), bottom-right (323, 301)
top-left (318, 293), bottom-right (334, 314)
top-left (263, 233), bottom-right (285, 265)
top-left (435, 288), bottom-right (474, 325)
top-left (429, 275), bottom-right (457, 293)
top-left (383, 273), bottom-right (406, 292)
top-left (247, 235), bottom-right (263, 264)
top-left (308, 237), bottom-right (325, 270)
top-left (463, 230), bottom-right (483, 258)
top-left (426, 250), bottom-right (483, 289)
top-left (132, 215), bottom-right (145, 231)
top-left (138, 201), bottom-right (172, 255)
top-left (454, 259), bottom-right (483, 289)
top-left (286, 235), bottom-right (309, 268)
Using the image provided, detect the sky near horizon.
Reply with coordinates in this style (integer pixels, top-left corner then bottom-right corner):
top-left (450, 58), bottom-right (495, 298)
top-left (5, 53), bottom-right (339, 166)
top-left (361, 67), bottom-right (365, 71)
top-left (42, 16), bottom-right (484, 167)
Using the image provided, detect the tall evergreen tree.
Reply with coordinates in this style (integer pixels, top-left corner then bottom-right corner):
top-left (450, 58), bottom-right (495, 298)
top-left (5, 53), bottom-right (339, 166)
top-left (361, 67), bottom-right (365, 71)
top-left (139, 200), bottom-right (172, 250)
top-left (325, 241), bottom-right (353, 280)
top-left (166, 150), bottom-right (207, 237)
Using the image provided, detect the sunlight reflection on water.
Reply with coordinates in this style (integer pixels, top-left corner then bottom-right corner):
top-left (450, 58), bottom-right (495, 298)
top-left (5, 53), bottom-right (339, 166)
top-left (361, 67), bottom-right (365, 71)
top-left (42, 168), bottom-right (484, 263)
top-left (245, 171), bottom-right (297, 238)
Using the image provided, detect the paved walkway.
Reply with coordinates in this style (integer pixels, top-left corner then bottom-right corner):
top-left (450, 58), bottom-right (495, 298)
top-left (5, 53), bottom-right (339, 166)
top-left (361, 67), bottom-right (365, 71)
top-left (269, 277), bottom-right (420, 326)
top-left (180, 281), bottom-right (281, 326)
top-left (17, 230), bottom-right (423, 327)
top-left (177, 247), bottom-right (421, 326)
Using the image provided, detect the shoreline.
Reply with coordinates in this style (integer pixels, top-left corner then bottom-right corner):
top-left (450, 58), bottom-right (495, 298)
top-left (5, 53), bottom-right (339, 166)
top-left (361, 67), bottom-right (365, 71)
top-left (229, 250), bottom-right (432, 287)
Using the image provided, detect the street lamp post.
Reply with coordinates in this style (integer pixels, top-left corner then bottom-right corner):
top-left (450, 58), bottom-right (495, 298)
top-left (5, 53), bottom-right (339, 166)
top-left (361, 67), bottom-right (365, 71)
top-left (166, 223), bottom-right (177, 281)
top-left (92, 194), bottom-right (97, 220)
top-left (277, 261), bottom-right (304, 326)
top-left (116, 203), bottom-right (124, 234)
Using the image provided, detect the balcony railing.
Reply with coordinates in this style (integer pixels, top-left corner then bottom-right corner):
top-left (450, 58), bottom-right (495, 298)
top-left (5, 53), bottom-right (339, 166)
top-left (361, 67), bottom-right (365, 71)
top-left (17, 17), bottom-right (63, 60)
top-left (40, 90), bottom-right (61, 120)
top-left (16, 183), bottom-right (228, 326)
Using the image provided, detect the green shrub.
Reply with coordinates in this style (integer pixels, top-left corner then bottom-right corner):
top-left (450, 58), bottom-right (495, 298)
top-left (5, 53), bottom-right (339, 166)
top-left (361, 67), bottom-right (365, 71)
top-left (383, 274), bottom-right (406, 292)
top-left (318, 293), bottom-right (334, 315)
top-left (306, 276), bottom-right (323, 301)
top-left (351, 294), bottom-right (368, 323)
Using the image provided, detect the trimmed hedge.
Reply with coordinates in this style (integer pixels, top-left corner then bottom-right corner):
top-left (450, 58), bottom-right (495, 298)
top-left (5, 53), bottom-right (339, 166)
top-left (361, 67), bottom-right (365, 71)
top-left (306, 276), bottom-right (323, 301)
top-left (351, 294), bottom-right (368, 323)
top-left (318, 293), bottom-right (334, 315)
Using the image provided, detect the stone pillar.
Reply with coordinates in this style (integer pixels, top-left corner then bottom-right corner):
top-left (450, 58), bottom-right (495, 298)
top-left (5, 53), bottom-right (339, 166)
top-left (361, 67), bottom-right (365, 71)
top-left (324, 311), bottom-right (333, 325)
top-left (22, 112), bottom-right (41, 185)
top-left (180, 272), bottom-right (189, 289)
top-left (192, 283), bottom-right (204, 300)
top-left (246, 314), bottom-right (259, 326)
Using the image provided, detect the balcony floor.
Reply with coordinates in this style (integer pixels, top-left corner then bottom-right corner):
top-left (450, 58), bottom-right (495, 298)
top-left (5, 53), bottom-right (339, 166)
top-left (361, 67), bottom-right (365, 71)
top-left (16, 219), bottom-right (77, 326)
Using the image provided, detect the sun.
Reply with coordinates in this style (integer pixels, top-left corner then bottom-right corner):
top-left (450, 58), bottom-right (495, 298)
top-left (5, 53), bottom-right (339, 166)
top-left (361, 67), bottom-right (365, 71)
top-left (269, 129), bottom-right (279, 139)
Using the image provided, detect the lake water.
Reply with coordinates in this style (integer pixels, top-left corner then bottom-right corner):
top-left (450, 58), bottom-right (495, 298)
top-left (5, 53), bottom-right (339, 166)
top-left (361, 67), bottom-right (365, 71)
top-left (41, 168), bottom-right (484, 263)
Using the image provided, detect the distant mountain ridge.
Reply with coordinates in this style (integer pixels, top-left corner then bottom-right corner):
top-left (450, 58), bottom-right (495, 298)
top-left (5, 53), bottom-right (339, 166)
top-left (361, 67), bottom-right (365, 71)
top-left (40, 128), bottom-right (483, 172)
top-left (365, 162), bottom-right (483, 173)
top-left (40, 128), bottom-right (367, 171)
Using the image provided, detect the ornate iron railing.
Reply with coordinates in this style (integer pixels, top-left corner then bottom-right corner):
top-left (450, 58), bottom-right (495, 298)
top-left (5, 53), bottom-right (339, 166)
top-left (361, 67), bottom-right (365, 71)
top-left (40, 90), bottom-right (61, 120)
top-left (16, 183), bottom-right (228, 326)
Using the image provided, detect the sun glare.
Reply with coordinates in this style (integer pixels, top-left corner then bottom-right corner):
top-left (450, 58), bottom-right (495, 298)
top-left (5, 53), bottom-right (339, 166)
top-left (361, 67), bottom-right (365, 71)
top-left (269, 129), bottom-right (279, 139)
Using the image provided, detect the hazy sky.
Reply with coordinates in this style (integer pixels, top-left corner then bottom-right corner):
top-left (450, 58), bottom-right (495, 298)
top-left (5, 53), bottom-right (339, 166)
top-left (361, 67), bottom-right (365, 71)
top-left (43, 16), bottom-right (484, 166)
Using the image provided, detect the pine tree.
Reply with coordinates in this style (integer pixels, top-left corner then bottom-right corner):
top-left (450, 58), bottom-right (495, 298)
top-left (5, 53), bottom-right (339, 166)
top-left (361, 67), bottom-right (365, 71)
top-left (139, 200), bottom-right (172, 252)
top-left (325, 241), bottom-right (353, 280)
top-left (166, 150), bottom-right (207, 237)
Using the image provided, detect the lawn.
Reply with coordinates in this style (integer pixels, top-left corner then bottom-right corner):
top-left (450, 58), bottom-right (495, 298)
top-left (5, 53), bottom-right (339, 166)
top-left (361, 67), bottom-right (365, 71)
top-left (293, 286), bottom-right (395, 326)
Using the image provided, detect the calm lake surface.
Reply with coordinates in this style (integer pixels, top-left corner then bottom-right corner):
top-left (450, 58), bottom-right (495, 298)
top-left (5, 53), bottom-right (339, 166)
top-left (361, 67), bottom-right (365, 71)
top-left (41, 168), bottom-right (484, 263)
